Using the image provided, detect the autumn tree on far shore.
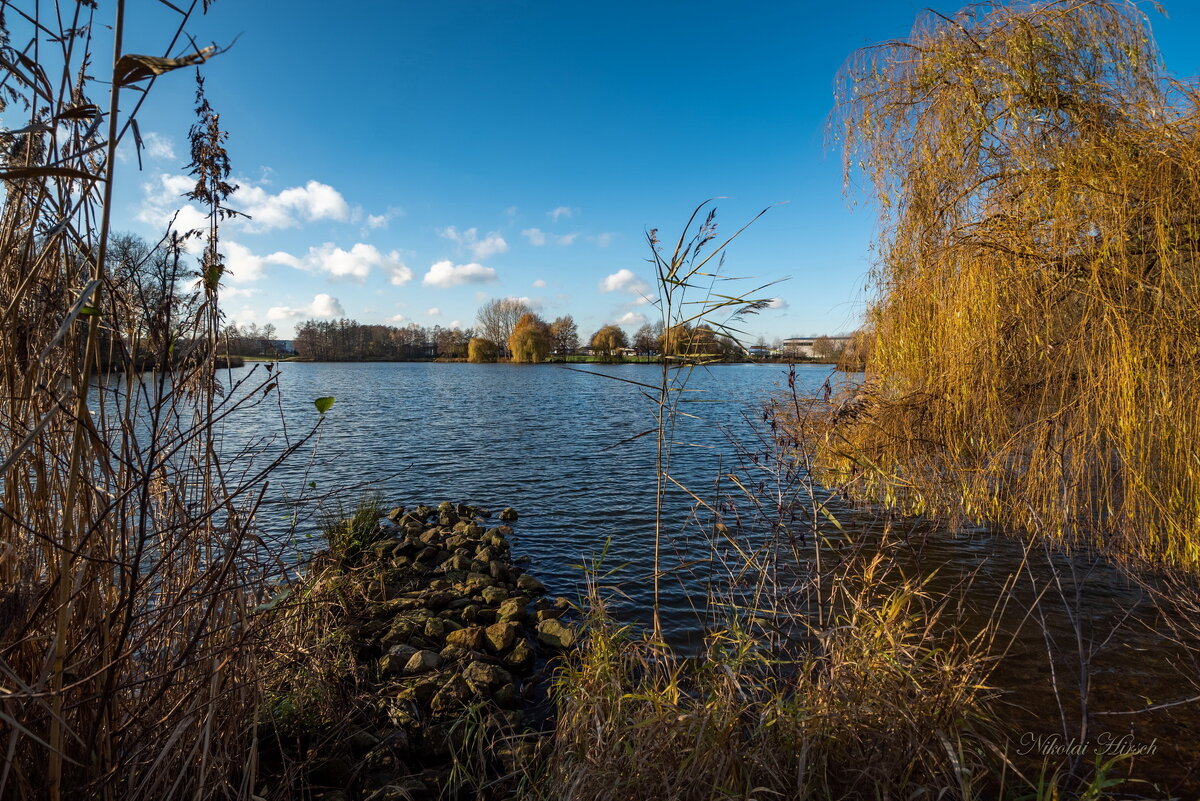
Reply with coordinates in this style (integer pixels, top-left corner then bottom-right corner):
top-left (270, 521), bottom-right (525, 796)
top-left (549, 315), bottom-right (579, 356)
top-left (633, 322), bottom-right (660, 357)
top-left (477, 298), bottom-right (532, 357)
top-left (467, 337), bottom-right (498, 363)
top-left (590, 324), bottom-right (628, 362)
top-left (509, 313), bottom-right (551, 363)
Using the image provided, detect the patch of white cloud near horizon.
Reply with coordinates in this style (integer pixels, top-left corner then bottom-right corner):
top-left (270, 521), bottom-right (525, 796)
top-left (439, 226), bottom-right (508, 260)
top-left (427, 307), bottom-right (441, 316)
top-left (449, 320), bottom-right (462, 329)
top-left (548, 206), bottom-right (576, 222)
top-left (532, 279), bottom-right (547, 288)
top-left (267, 242), bottom-right (411, 285)
top-left (267, 293), bottom-right (345, 320)
top-left (616, 311), bottom-right (647, 327)
top-left (389, 313), bottom-right (407, 323)
top-left (507, 296), bottom-right (544, 312)
top-left (599, 268), bottom-right (649, 295)
top-left (423, 260), bottom-right (497, 288)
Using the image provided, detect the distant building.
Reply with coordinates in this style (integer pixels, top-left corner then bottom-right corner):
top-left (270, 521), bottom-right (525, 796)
top-left (780, 336), bottom-right (852, 358)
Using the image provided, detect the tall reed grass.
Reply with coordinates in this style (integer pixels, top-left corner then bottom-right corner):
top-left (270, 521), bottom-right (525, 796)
top-left (0, 4), bottom-right (314, 798)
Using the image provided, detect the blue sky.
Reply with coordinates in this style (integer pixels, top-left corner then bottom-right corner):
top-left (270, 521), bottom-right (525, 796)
top-left (111, 1), bottom-right (1200, 341)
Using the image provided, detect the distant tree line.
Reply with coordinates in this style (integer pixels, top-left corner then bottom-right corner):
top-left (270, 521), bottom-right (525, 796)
top-left (239, 294), bottom-right (859, 365)
top-left (289, 319), bottom-right (475, 361)
top-left (220, 321), bottom-right (280, 357)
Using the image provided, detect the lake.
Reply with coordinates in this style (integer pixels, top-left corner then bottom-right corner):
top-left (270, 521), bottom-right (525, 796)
top-left (217, 360), bottom-right (829, 634)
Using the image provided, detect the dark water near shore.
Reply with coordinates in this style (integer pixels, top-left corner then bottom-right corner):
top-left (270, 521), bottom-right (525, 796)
top-left (214, 361), bottom-right (1199, 794)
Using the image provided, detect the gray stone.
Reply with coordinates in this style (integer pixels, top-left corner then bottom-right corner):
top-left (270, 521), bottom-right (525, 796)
top-left (445, 625), bottom-right (484, 651)
top-left (497, 597), bottom-right (527, 623)
top-left (403, 649), bottom-right (441, 675)
top-left (379, 643), bottom-right (419, 674)
top-left (480, 585), bottom-right (509, 605)
top-left (516, 574), bottom-right (545, 594)
top-left (504, 638), bottom-right (533, 670)
top-left (462, 660), bottom-right (512, 692)
top-left (484, 621), bottom-right (517, 653)
top-left (536, 618), bottom-right (577, 650)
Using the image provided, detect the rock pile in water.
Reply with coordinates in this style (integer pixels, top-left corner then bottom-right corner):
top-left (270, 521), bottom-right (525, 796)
top-left (269, 501), bottom-right (575, 801)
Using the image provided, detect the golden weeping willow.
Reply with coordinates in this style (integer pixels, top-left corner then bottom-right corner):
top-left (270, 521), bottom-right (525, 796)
top-left (820, 0), bottom-right (1200, 568)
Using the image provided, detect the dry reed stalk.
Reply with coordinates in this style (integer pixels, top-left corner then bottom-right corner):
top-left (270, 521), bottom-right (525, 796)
top-left (0, 4), bottom-right (317, 799)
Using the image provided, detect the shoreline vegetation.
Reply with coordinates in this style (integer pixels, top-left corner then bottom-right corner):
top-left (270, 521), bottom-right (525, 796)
top-left (6, 1), bottom-right (1200, 799)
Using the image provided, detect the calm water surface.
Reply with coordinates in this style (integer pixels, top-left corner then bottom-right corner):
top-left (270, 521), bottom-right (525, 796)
top-left (219, 361), bottom-right (825, 631)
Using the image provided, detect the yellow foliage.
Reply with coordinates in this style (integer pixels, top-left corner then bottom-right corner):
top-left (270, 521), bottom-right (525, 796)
top-left (467, 337), bottom-right (498, 363)
top-left (507, 312), bottom-right (550, 363)
top-left (821, 0), bottom-right (1200, 569)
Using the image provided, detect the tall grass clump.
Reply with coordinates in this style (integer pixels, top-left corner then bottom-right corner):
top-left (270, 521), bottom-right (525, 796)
top-left (821, 0), bottom-right (1200, 569)
top-left (535, 549), bottom-right (996, 801)
top-left (0, 4), bottom-right (315, 799)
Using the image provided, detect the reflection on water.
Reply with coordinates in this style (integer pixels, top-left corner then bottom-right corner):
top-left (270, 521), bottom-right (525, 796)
top-left (212, 360), bottom-right (1198, 793)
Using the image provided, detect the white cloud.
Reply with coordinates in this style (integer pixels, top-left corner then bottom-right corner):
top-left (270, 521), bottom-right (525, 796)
top-left (267, 242), bottom-right (410, 285)
top-left (235, 180), bottom-right (350, 231)
top-left (532, 279), bottom-right (547, 288)
top-left (548, 206), bottom-right (576, 222)
top-left (522, 228), bottom-right (547, 246)
top-left (513, 296), bottom-right (544, 311)
top-left (522, 227), bottom-right (576, 247)
top-left (366, 214), bottom-right (389, 229)
top-left (439, 226), bottom-right (508, 260)
top-left (427, 307), bottom-right (441, 316)
top-left (389, 313), bottom-right (407, 323)
top-left (222, 241), bottom-right (268, 283)
top-left (137, 174), bottom-right (352, 238)
top-left (137, 174), bottom-right (203, 233)
top-left (594, 232), bottom-right (615, 247)
top-left (267, 293), bottom-right (345, 320)
top-left (449, 320), bottom-right (462, 328)
top-left (617, 311), bottom-right (647, 327)
top-left (423, 260), bottom-right (497, 288)
top-left (221, 286), bottom-right (261, 299)
top-left (600, 268), bottom-right (649, 295)
top-left (142, 131), bottom-right (175, 161)
top-left (765, 297), bottom-right (788, 309)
